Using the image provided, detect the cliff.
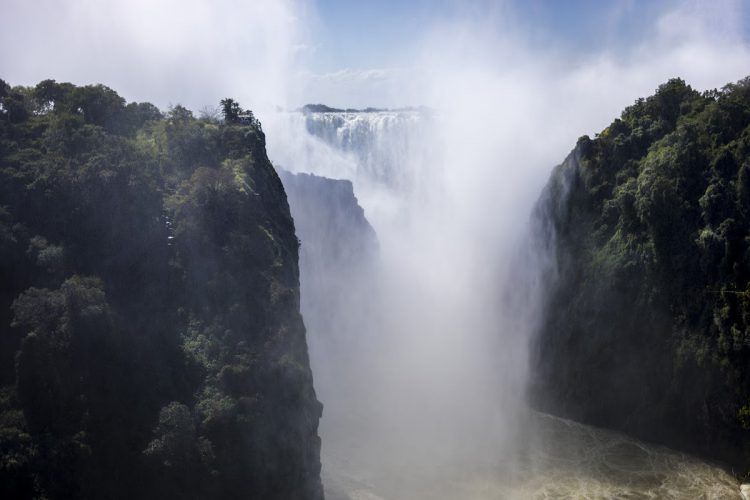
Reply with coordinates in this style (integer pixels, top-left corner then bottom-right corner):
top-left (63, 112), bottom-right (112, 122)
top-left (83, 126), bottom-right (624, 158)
top-left (0, 79), bottom-right (323, 499)
top-left (277, 170), bottom-right (379, 409)
top-left (278, 170), bottom-right (377, 280)
top-left (531, 76), bottom-right (750, 470)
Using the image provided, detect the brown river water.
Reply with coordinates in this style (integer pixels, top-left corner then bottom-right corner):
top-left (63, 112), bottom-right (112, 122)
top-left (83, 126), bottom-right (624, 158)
top-left (324, 411), bottom-right (740, 500)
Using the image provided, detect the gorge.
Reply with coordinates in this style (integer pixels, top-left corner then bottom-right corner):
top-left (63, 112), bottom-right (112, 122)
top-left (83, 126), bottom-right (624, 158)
top-left (265, 83), bottom-right (750, 498)
top-left (0, 74), bottom-right (749, 499)
top-left (4, 1), bottom-right (750, 498)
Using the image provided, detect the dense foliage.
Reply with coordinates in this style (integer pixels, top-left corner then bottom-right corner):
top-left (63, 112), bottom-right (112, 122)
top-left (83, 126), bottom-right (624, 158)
top-left (532, 76), bottom-right (750, 470)
top-left (0, 79), bottom-right (323, 499)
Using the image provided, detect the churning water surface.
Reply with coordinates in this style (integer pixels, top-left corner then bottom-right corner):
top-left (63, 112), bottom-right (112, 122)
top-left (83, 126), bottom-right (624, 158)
top-left (323, 411), bottom-right (738, 500)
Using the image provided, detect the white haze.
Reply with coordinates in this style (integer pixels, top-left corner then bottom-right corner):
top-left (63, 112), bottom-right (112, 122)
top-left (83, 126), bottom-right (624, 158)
top-left (264, 2), bottom-right (750, 496)
top-left (3, 0), bottom-right (749, 496)
top-left (0, 0), bottom-right (311, 112)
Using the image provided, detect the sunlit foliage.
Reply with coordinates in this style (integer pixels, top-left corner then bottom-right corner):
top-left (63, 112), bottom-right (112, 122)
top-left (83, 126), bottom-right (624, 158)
top-left (534, 77), bottom-right (750, 471)
top-left (0, 79), bottom-right (322, 499)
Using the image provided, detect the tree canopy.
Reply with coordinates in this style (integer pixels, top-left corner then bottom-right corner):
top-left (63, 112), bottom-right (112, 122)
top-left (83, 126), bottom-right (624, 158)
top-left (0, 79), bottom-right (322, 499)
top-left (533, 76), bottom-right (750, 471)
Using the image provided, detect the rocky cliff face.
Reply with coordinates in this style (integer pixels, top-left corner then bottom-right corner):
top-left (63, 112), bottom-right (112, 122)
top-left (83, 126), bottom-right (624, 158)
top-left (279, 169), bottom-right (378, 298)
top-left (531, 77), bottom-right (750, 470)
top-left (278, 170), bottom-right (379, 410)
top-left (0, 79), bottom-right (323, 499)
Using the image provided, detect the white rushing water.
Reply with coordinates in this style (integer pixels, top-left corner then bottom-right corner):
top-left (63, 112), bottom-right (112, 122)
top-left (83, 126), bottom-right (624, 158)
top-left (265, 109), bottom-right (436, 230)
top-left (264, 109), bottom-right (740, 499)
top-left (300, 110), bottom-right (427, 190)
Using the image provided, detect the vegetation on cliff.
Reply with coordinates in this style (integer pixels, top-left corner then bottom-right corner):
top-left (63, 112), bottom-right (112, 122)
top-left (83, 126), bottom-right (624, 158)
top-left (0, 79), bottom-right (323, 499)
top-left (533, 76), bottom-right (750, 470)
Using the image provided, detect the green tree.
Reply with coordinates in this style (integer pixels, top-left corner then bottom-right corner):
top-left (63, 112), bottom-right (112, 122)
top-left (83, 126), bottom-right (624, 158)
top-left (0, 78), bottom-right (323, 499)
top-left (220, 98), bottom-right (241, 123)
top-left (533, 75), bottom-right (750, 472)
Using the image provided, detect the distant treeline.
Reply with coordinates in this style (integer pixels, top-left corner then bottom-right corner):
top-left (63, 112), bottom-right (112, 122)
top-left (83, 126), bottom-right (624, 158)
top-left (300, 103), bottom-right (426, 113)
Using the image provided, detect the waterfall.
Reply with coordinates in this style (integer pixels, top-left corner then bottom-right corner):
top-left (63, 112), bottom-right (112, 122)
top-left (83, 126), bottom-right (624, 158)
top-left (300, 110), bottom-right (427, 189)
top-left (262, 107), bottom-right (738, 499)
top-left (266, 106), bottom-right (534, 494)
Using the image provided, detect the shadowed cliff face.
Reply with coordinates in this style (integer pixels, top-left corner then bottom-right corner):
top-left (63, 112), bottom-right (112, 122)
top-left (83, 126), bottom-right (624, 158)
top-left (0, 80), bottom-right (323, 499)
top-left (277, 169), bottom-right (380, 414)
top-left (279, 170), bottom-right (378, 276)
top-left (531, 77), bottom-right (750, 470)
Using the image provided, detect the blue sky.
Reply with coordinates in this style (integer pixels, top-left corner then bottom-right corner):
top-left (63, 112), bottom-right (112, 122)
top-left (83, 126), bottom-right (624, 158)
top-left (309, 0), bottom-right (748, 73)
top-left (1, 0), bottom-right (749, 110)
top-left (310, 0), bottom-right (462, 72)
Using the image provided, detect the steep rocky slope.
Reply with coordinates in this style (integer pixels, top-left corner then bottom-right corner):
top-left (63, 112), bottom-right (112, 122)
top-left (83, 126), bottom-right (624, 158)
top-left (532, 77), bottom-right (750, 470)
top-left (0, 79), bottom-right (322, 499)
top-left (277, 169), bottom-right (379, 445)
top-left (279, 169), bottom-right (378, 327)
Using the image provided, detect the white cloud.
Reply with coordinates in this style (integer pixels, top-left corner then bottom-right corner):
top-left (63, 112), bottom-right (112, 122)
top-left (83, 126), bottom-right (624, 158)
top-left (0, 0), bottom-right (310, 112)
top-left (294, 67), bottom-right (421, 108)
top-left (2, 0), bottom-right (746, 115)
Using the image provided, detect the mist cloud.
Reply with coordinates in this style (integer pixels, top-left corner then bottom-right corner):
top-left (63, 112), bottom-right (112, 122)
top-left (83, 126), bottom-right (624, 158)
top-left (2, 0), bottom-right (747, 116)
top-left (262, 3), bottom-right (750, 492)
top-left (0, 0), bottom-right (308, 110)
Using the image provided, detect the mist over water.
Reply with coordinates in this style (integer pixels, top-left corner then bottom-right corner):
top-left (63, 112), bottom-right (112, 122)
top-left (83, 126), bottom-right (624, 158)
top-left (267, 106), bottom-right (739, 499)
top-left (257, 3), bottom-right (750, 498)
top-left (264, 103), bottom-right (557, 496)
